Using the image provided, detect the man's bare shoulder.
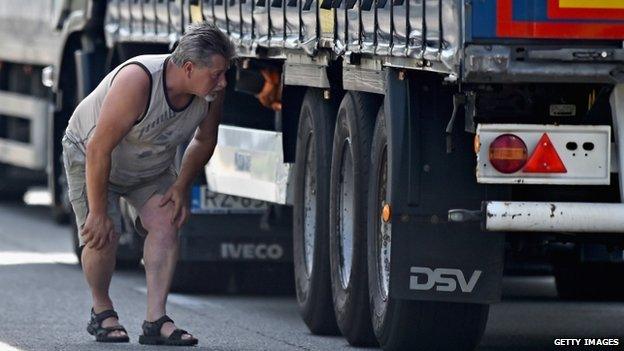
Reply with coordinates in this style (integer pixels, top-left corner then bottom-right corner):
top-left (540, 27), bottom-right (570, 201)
top-left (110, 64), bottom-right (151, 93)
top-left (101, 64), bottom-right (152, 122)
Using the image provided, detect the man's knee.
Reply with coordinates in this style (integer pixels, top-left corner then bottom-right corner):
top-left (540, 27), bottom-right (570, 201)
top-left (142, 213), bottom-right (178, 245)
top-left (139, 194), bottom-right (179, 245)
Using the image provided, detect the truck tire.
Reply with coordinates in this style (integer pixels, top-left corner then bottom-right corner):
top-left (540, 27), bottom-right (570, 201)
top-left (368, 107), bottom-right (489, 351)
top-left (329, 92), bottom-right (379, 346)
top-left (292, 89), bottom-right (339, 335)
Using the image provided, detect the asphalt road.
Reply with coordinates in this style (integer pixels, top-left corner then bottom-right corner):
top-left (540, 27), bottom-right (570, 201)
top-left (0, 199), bottom-right (623, 351)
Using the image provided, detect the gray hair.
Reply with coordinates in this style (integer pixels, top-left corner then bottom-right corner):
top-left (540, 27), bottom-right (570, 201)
top-left (170, 22), bottom-right (236, 67)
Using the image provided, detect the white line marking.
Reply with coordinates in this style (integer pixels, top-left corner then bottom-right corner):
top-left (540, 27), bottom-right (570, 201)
top-left (0, 341), bottom-right (24, 351)
top-left (0, 251), bottom-right (78, 266)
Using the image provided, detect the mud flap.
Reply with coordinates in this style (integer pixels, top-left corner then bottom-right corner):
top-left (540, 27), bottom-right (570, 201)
top-left (385, 70), bottom-right (505, 304)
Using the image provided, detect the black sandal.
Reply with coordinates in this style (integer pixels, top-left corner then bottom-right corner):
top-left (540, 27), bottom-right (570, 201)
top-left (86, 308), bottom-right (130, 343)
top-left (139, 315), bottom-right (198, 346)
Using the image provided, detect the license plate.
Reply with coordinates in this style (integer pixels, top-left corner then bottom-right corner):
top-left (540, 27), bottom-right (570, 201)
top-left (191, 185), bottom-right (268, 214)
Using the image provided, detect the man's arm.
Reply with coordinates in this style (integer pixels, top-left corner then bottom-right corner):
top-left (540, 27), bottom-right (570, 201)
top-left (83, 65), bottom-right (150, 250)
top-left (160, 90), bottom-right (224, 227)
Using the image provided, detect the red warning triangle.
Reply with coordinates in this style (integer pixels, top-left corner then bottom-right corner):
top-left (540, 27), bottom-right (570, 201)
top-left (523, 133), bottom-right (567, 173)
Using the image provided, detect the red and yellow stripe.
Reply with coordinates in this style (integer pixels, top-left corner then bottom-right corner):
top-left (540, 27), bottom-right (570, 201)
top-left (548, 0), bottom-right (624, 20)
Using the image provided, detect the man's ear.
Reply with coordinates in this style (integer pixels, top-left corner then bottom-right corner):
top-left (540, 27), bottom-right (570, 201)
top-left (182, 61), bottom-right (193, 78)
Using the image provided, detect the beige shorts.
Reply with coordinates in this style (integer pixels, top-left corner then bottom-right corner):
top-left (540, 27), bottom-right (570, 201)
top-left (62, 135), bottom-right (176, 247)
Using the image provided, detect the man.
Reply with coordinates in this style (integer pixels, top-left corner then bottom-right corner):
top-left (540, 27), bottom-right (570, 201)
top-left (62, 23), bottom-right (235, 346)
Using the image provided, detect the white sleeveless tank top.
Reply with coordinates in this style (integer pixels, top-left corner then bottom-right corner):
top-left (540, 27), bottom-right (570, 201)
top-left (65, 54), bottom-right (210, 186)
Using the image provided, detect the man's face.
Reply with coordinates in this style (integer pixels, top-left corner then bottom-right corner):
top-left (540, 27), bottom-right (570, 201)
top-left (183, 55), bottom-right (228, 98)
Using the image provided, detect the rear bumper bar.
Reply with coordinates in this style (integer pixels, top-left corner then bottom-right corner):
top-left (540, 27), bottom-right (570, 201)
top-left (450, 202), bottom-right (624, 233)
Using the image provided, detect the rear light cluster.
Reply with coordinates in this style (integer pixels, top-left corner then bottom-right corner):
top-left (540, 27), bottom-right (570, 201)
top-left (488, 133), bottom-right (567, 174)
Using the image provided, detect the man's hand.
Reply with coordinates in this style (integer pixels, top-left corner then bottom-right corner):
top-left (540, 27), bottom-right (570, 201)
top-left (159, 185), bottom-right (190, 229)
top-left (82, 212), bottom-right (116, 250)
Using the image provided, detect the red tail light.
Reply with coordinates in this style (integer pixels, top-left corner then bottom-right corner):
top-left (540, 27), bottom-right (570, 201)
top-left (488, 134), bottom-right (528, 174)
top-left (523, 133), bottom-right (567, 173)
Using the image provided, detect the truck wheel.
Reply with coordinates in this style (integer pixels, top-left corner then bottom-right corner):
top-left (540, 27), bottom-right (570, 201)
top-left (368, 107), bottom-right (489, 351)
top-left (293, 89), bottom-right (339, 335)
top-left (329, 92), bottom-right (379, 346)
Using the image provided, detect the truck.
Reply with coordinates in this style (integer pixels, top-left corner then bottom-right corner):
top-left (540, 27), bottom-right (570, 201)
top-left (0, 0), bottom-right (292, 291)
top-left (1, 0), bottom-right (624, 350)
top-left (196, 0), bottom-right (624, 349)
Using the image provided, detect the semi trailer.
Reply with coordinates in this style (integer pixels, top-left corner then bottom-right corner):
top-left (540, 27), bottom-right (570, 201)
top-left (194, 0), bottom-right (624, 349)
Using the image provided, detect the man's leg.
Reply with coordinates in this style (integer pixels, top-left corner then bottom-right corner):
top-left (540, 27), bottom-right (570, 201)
top-left (140, 194), bottom-right (193, 339)
top-left (81, 233), bottom-right (127, 337)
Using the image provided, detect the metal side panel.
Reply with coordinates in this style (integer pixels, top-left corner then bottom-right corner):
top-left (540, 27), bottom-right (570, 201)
top-left (156, 0), bottom-right (170, 41)
top-left (269, 0), bottom-right (284, 47)
top-left (105, 0), bottom-right (121, 47)
top-left (0, 92), bottom-right (50, 170)
top-left (143, 0), bottom-right (158, 41)
top-left (119, 0), bottom-right (132, 41)
top-left (346, 0), bottom-right (359, 53)
top-left (202, 0), bottom-right (215, 23)
top-left (214, 0), bottom-right (227, 33)
top-left (391, 0), bottom-right (407, 57)
top-left (406, 0), bottom-right (424, 58)
top-left (437, 0), bottom-right (461, 71)
top-left (205, 125), bottom-right (292, 204)
top-left (130, 0), bottom-right (144, 41)
top-left (227, 0), bottom-right (243, 45)
top-left (406, 0), bottom-right (461, 72)
top-left (169, 0), bottom-right (184, 42)
top-left (319, 8), bottom-right (334, 44)
top-left (360, 0), bottom-right (374, 54)
top-left (335, 4), bottom-right (347, 54)
top-left (241, 0), bottom-right (254, 48)
top-left (182, 0), bottom-right (191, 29)
top-left (189, 1), bottom-right (204, 23)
top-left (299, 0), bottom-right (317, 54)
top-left (253, 0), bottom-right (270, 46)
top-left (284, 0), bottom-right (299, 49)
top-left (376, 2), bottom-right (391, 56)
top-left (422, 0), bottom-right (440, 62)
